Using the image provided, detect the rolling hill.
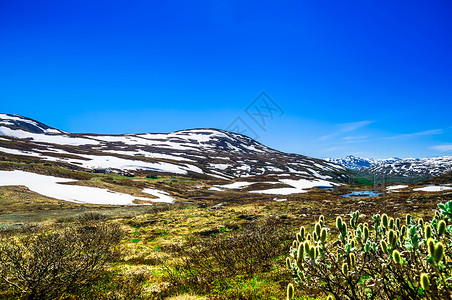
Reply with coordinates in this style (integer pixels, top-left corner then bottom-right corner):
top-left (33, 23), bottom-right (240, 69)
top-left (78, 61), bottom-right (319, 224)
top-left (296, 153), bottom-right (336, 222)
top-left (0, 113), bottom-right (351, 197)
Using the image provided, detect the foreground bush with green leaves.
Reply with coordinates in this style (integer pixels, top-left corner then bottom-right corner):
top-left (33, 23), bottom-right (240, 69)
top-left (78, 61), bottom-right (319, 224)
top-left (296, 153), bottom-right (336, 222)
top-left (0, 216), bottom-right (124, 299)
top-left (163, 219), bottom-right (293, 298)
top-left (286, 200), bottom-right (452, 299)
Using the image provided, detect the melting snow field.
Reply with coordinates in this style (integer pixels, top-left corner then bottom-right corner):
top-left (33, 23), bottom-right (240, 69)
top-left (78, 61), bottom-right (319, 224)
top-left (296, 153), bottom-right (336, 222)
top-left (214, 178), bottom-right (339, 195)
top-left (413, 185), bottom-right (452, 192)
top-left (208, 186), bottom-right (226, 192)
top-left (216, 181), bottom-right (257, 189)
top-left (142, 188), bottom-right (175, 203)
top-left (387, 185), bottom-right (408, 192)
top-left (0, 170), bottom-right (174, 205)
top-left (250, 178), bottom-right (338, 195)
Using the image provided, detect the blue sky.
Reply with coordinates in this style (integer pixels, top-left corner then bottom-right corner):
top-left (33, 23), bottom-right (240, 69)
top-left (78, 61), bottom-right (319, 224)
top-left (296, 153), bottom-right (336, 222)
top-left (1, 0), bottom-right (451, 159)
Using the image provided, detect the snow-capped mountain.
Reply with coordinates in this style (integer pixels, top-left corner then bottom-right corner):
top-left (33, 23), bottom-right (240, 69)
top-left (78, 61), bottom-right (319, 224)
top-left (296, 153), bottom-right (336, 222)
top-left (328, 154), bottom-right (452, 182)
top-left (0, 114), bottom-right (349, 183)
top-left (326, 155), bottom-right (401, 170)
top-left (362, 156), bottom-right (452, 179)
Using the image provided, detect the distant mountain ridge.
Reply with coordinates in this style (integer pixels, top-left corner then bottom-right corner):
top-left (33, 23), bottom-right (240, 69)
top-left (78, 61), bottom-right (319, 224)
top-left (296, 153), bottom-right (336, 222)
top-left (361, 156), bottom-right (452, 179)
top-left (327, 155), bottom-right (401, 170)
top-left (330, 154), bottom-right (452, 183)
top-left (0, 113), bottom-right (349, 185)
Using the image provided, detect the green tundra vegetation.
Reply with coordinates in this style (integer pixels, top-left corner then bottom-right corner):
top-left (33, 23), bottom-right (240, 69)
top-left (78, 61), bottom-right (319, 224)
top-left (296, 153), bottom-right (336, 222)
top-left (0, 165), bottom-right (451, 299)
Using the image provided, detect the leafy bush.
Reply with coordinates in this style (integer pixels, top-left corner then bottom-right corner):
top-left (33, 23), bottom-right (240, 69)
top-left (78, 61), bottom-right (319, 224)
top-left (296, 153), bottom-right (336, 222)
top-left (286, 200), bottom-right (452, 299)
top-left (165, 218), bottom-right (293, 294)
top-left (0, 221), bottom-right (124, 299)
top-left (77, 211), bottom-right (108, 222)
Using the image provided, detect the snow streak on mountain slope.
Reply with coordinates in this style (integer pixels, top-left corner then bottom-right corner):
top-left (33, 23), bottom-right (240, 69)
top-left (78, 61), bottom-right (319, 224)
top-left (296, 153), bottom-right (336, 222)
top-left (327, 155), bottom-right (401, 170)
top-left (0, 114), bottom-right (349, 183)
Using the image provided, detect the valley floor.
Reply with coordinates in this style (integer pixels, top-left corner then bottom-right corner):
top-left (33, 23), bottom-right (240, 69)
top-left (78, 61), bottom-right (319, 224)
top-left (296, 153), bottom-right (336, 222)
top-left (1, 173), bottom-right (451, 299)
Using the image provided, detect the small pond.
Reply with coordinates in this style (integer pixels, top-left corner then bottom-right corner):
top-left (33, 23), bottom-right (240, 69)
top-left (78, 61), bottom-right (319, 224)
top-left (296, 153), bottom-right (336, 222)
top-left (312, 186), bottom-right (333, 189)
top-left (341, 190), bottom-right (382, 198)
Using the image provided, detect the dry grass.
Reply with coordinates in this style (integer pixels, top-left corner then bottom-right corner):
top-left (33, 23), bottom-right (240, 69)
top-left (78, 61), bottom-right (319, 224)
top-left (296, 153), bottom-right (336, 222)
top-left (166, 294), bottom-right (207, 300)
top-left (0, 185), bottom-right (84, 214)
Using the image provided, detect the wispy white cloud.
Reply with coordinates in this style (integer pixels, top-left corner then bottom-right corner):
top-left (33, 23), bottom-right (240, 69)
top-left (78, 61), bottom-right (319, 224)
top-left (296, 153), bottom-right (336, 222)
top-left (343, 135), bottom-right (368, 141)
top-left (431, 144), bottom-right (452, 152)
top-left (393, 129), bottom-right (443, 139)
top-left (339, 121), bottom-right (374, 133)
top-left (318, 120), bottom-right (374, 141)
top-left (341, 129), bottom-right (443, 144)
top-left (318, 133), bottom-right (338, 141)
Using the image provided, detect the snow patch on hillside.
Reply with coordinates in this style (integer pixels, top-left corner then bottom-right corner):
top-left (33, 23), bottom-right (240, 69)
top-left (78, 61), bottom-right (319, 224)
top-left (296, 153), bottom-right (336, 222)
top-left (0, 146), bottom-right (43, 158)
top-left (142, 188), bottom-right (175, 203)
top-left (413, 185), bottom-right (452, 192)
top-left (216, 181), bottom-right (256, 189)
top-left (250, 178), bottom-right (338, 195)
top-left (106, 150), bottom-right (195, 162)
top-left (387, 185), bottom-right (408, 192)
top-left (209, 163), bottom-right (231, 170)
top-left (0, 170), bottom-right (173, 205)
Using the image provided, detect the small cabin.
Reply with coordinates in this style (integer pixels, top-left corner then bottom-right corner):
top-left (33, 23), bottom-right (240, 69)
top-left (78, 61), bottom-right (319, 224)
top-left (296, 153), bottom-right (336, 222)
top-left (119, 171), bottom-right (135, 177)
top-left (92, 169), bottom-right (106, 174)
top-left (147, 175), bottom-right (158, 179)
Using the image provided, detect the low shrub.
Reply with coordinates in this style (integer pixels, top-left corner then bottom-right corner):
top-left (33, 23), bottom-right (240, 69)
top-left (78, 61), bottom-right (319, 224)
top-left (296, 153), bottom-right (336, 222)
top-left (286, 200), bottom-right (452, 299)
top-left (165, 218), bottom-right (293, 294)
top-left (0, 221), bottom-right (124, 299)
top-left (77, 211), bottom-right (108, 222)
